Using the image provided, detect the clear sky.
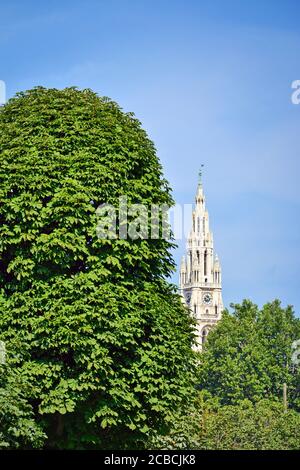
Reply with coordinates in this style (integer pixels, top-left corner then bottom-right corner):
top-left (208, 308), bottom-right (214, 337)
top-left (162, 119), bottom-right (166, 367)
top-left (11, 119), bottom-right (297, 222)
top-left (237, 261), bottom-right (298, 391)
top-left (1, 0), bottom-right (300, 314)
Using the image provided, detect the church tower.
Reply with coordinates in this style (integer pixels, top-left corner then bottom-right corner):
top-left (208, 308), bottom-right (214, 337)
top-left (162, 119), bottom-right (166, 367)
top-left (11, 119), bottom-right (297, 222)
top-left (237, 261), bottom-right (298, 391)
top-left (179, 168), bottom-right (223, 349)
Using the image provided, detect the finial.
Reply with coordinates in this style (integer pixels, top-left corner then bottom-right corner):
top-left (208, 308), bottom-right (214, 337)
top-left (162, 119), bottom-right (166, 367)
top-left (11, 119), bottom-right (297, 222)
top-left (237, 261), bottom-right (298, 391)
top-left (198, 164), bottom-right (204, 186)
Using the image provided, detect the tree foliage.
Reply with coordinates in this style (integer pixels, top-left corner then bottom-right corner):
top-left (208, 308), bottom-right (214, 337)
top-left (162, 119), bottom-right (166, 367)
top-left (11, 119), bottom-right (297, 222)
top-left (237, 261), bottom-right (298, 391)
top-left (0, 359), bottom-right (46, 449)
top-left (149, 300), bottom-right (300, 450)
top-left (0, 87), bottom-right (196, 448)
top-left (198, 300), bottom-right (300, 409)
top-left (201, 399), bottom-right (300, 450)
top-left (149, 392), bottom-right (300, 450)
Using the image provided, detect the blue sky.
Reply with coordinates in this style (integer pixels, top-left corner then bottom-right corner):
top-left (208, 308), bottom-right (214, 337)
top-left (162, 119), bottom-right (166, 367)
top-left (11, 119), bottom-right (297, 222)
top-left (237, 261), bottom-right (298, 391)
top-left (1, 0), bottom-right (300, 314)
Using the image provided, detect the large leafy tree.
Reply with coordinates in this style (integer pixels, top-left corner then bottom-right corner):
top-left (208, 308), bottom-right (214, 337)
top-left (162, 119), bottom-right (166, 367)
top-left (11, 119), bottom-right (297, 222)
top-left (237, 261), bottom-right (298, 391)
top-left (0, 87), bottom-right (196, 448)
top-left (198, 299), bottom-right (300, 409)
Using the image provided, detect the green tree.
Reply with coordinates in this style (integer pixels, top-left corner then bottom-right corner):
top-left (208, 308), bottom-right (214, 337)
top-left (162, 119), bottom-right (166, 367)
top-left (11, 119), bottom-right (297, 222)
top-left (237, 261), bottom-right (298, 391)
top-left (0, 87), bottom-right (196, 448)
top-left (198, 299), bottom-right (300, 408)
top-left (149, 393), bottom-right (300, 450)
top-left (148, 390), bottom-right (218, 450)
top-left (0, 351), bottom-right (46, 449)
top-left (201, 399), bottom-right (300, 450)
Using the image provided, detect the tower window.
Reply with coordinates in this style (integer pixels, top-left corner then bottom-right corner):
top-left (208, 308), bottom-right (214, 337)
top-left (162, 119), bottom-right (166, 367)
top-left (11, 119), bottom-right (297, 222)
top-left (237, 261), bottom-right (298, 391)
top-left (197, 217), bottom-right (200, 234)
top-left (202, 328), bottom-right (209, 345)
top-left (204, 250), bottom-right (207, 276)
top-left (215, 305), bottom-right (218, 315)
top-left (194, 304), bottom-right (197, 315)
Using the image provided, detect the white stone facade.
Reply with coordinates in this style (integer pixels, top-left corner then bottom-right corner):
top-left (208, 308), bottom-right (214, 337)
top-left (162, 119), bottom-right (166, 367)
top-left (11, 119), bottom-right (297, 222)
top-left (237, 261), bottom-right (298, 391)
top-left (179, 176), bottom-right (223, 349)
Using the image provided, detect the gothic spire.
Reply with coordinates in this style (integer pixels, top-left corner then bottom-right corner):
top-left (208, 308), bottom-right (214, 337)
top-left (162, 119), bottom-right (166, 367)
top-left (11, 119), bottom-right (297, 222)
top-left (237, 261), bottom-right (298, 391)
top-left (198, 164), bottom-right (204, 187)
top-left (179, 171), bottom-right (223, 350)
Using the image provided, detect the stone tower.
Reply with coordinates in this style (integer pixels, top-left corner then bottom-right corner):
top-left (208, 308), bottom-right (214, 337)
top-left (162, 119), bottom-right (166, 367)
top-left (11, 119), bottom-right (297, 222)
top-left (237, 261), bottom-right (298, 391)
top-left (179, 170), bottom-right (223, 349)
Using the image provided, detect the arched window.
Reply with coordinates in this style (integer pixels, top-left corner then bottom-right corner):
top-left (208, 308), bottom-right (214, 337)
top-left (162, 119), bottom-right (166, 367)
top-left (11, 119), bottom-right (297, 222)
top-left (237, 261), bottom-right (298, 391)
top-left (201, 327), bottom-right (209, 345)
top-left (204, 250), bottom-right (207, 276)
top-left (197, 217), bottom-right (200, 234)
top-left (215, 305), bottom-right (218, 315)
top-left (194, 304), bottom-right (197, 315)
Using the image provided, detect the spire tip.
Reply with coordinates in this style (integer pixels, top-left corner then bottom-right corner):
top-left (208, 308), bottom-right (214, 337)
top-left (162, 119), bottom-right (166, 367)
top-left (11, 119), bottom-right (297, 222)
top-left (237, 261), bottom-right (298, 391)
top-left (198, 164), bottom-right (204, 186)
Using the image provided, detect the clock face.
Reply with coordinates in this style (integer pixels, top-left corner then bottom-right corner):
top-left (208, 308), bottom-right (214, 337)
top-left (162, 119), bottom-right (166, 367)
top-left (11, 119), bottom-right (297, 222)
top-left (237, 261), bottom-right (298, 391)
top-left (203, 293), bottom-right (212, 305)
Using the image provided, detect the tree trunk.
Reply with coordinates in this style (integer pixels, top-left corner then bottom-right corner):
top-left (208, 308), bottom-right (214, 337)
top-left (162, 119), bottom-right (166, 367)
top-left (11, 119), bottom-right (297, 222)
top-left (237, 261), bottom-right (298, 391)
top-left (283, 382), bottom-right (288, 413)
